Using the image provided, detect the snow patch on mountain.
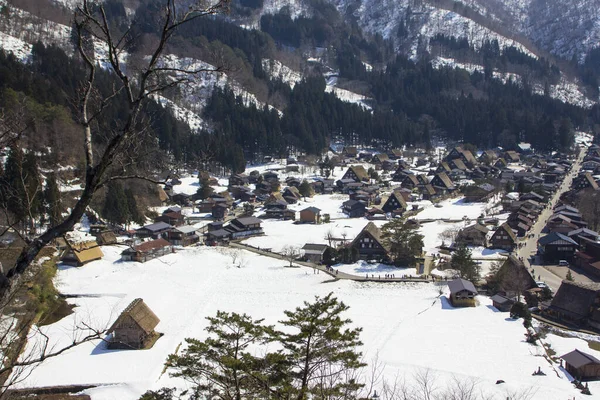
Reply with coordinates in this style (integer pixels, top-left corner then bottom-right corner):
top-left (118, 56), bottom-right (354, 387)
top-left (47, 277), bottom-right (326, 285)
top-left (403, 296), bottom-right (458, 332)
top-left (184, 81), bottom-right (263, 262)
top-left (262, 0), bottom-right (310, 19)
top-left (261, 59), bottom-right (303, 88)
top-left (0, 0), bottom-right (73, 54)
top-left (153, 95), bottom-right (207, 133)
top-left (0, 31), bottom-right (32, 62)
top-left (432, 56), bottom-right (595, 108)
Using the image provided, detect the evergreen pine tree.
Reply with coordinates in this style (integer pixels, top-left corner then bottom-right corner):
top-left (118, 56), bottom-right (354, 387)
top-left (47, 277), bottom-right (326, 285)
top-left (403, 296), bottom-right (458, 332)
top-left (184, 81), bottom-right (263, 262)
top-left (298, 180), bottom-right (313, 198)
top-left (566, 269), bottom-right (574, 281)
top-left (44, 173), bottom-right (62, 227)
top-left (381, 218), bottom-right (424, 266)
top-left (2, 145), bottom-right (26, 222)
top-left (125, 188), bottom-right (145, 226)
top-left (102, 181), bottom-right (129, 226)
top-left (451, 245), bottom-right (481, 282)
top-left (196, 176), bottom-right (214, 200)
top-left (277, 293), bottom-right (365, 399)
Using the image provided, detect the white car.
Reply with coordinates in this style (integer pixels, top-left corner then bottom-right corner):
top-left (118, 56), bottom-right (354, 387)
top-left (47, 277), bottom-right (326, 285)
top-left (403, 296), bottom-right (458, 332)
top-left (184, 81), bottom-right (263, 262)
top-left (536, 281), bottom-right (548, 289)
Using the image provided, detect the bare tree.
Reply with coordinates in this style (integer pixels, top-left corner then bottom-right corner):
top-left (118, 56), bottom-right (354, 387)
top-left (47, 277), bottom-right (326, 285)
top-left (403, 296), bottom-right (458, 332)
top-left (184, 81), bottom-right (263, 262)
top-left (2, 0), bottom-right (229, 301)
top-left (438, 227), bottom-right (460, 245)
top-left (281, 245), bottom-right (302, 267)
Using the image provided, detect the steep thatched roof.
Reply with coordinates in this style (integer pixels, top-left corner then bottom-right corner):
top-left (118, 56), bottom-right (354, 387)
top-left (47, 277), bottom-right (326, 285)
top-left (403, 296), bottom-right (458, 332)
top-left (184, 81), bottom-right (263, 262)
top-left (65, 241), bottom-right (103, 264)
top-left (108, 298), bottom-right (160, 334)
top-left (550, 280), bottom-right (600, 320)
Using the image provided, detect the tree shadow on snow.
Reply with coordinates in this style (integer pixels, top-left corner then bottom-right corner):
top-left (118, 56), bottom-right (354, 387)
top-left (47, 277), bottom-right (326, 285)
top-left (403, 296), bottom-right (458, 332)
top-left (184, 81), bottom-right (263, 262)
top-left (486, 305), bottom-right (500, 312)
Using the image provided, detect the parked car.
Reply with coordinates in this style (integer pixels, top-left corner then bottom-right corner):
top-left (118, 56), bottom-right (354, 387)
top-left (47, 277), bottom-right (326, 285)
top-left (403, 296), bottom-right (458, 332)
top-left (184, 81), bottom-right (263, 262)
top-left (558, 260), bottom-right (569, 266)
top-left (536, 281), bottom-right (548, 289)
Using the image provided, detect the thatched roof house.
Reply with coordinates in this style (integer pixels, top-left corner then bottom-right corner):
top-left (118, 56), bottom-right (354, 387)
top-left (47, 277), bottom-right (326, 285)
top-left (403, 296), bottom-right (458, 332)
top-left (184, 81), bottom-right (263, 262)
top-left (61, 241), bottom-right (103, 267)
top-left (108, 298), bottom-right (160, 349)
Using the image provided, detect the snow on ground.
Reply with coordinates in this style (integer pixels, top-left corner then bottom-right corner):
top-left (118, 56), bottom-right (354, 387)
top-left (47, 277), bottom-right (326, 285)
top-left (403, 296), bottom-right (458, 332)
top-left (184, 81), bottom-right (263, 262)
top-left (15, 244), bottom-right (598, 399)
top-left (412, 196), bottom-right (496, 221)
top-left (419, 220), bottom-right (464, 254)
top-left (333, 260), bottom-right (417, 277)
top-left (243, 218), bottom-right (386, 252)
top-left (153, 95), bottom-right (206, 132)
top-left (262, 58), bottom-right (303, 88)
top-left (286, 194), bottom-right (349, 219)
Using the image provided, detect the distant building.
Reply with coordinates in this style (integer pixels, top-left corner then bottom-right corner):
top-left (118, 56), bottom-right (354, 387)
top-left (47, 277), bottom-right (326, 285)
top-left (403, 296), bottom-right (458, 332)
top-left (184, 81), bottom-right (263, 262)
top-left (381, 191), bottom-right (408, 216)
top-left (108, 298), bottom-right (160, 349)
top-left (538, 232), bottom-right (578, 263)
top-left (302, 243), bottom-right (332, 264)
top-left (544, 280), bottom-right (600, 330)
top-left (456, 223), bottom-right (489, 247)
top-left (341, 165), bottom-right (370, 182)
top-left (448, 278), bottom-right (477, 307)
top-left (350, 222), bottom-right (389, 262)
top-left (342, 200), bottom-right (366, 218)
top-left (299, 207), bottom-right (321, 224)
top-left (489, 223), bottom-right (517, 251)
top-left (136, 222), bottom-right (173, 239)
top-left (121, 238), bottom-right (173, 263)
top-left (168, 225), bottom-right (200, 247)
top-left (490, 294), bottom-right (516, 312)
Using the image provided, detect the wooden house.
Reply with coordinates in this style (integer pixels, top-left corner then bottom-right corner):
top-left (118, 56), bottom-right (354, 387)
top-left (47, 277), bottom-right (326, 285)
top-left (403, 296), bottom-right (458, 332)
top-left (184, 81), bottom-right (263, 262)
top-left (212, 203), bottom-right (228, 220)
top-left (121, 238), bottom-right (173, 262)
top-left (574, 172), bottom-right (599, 191)
top-left (350, 222), bottom-right (389, 262)
top-left (489, 223), bottom-right (517, 251)
top-left (228, 173), bottom-right (249, 187)
top-left (445, 146), bottom-right (476, 166)
top-left (490, 294), bottom-right (516, 312)
top-left (561, 349), bottom-right (600, 381)
top-left (504, 150), bottom-right (520, 163)
top-left (463, 183), bottom-right (495, 203)
top-left (478, 150), bottom-right (497, 164)
top-left (430, 172), bottom-right (455, 193)
top-left (420, 184), bottom-right (437, 200)
top-left (448, 278), bottom-right (477, 307)
top-left (154, 211), bottom-right (185, 226)
top-left (456, 223), bottom-right (489, 247)
top-left (96, 231), bottom-right (118, 246)
top-left (538, 232), bottom-right (578, 263)
top-left (341, 165), bottom-right (370, 182)
top-left (494, 255), bottom-right (537, 298)
top-left (568, 228), bottom-right (600, 246)
top-left (381, 191), bottom-right (408, 216)
top-left (168, 225), bottom-right (200, 246)
top-left (302, 243), bottom-right (332, 264)
top-left (372, 153), bottom-right (389, 165)
top-left (342, 200), bottom-right (366, 218)
top-left (544, 281), bottom-right (600, 331)
top-left (108, 298), bottom-right (160, 349)
top-left (494, 158), bottom-right (508, 169)
top-left (136, 222), bottom-right (172, 239)
top-left (400, 174), bottom-right (420, 189)
top-left (226, 217), bottom-right (263, 239)
top-left (343, 146), bottom-right (358, 158)
top-left (61, 241), bottom-right (103, 267)
top-left (299, 207), bottom-right (321, 224)
top-left (283, 186), bottom-right (302, 203)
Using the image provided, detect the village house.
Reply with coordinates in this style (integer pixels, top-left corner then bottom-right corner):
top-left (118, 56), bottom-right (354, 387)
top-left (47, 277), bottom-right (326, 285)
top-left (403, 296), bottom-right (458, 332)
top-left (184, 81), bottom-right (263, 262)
top-left (121, 238), bottom-right (173, 262)
top-left (228, 173), bottom-right (249, 187)
top-left (546, 214), bottom-right (583, 233)
top-left (448, 278), bottom-right (477, 307)
top-left (574, 172), bottom-right (599, 191)
top-left (561, 349), bottom-right (600, 381)
top-left (168, 225), bottom-right (200, 246)
top-left (490, 294), bottom-right (516, 312)
top-left (544, 280), bottom-right (600, 331)
top-left (312, 178), bottom-right (335, 194)
top-left (61, 241), bottom-right (103, 267)
top-left (478, 150), bottom-right (497, 164)
top-left (299, 207), bottom-right (321, 224)
top-left (489, 223), bottom-right (517, 251)
top-left (171, 192), bottom-right (192, 206)
top-left (436, 161), bottom-right (452, 175)
top-left (283, 186), bottom-right (302, 204)
top-left (371, 153), bottom-right (389, 165)
top-left (226, 217), bottom-right (264, 239)
top-left (445, 146), bottom-right (477, 167)
top-left (493, 255), bottom-right (537, 299)
top-left (568, 228), bottom-right (600, 246)
top-left (430, 172), bottom-right (455, 194)
top-left (341, 165), bottom-right (370, 182)
top-left (264, 199), bottom-right (295, 220)
top-left (381, 191), bottom-right (408, 216)
top-left (574, 238), bottom-right (600, 278)
top-left (154, 209), bottom-right (185, 226)
top-left (211, 203), bottom-right (229, 220)
top-left (538, 232), bottom-right (578, 263)
top-left (343, 146), bottom-right (358, 158)
top-left (342, 199), bottom-right (367, 218)
top-left (456, 223), bottom-right (489, 247)
top-left (494, 158), bottom-right (508, 169)
top-left (350, 222), bottom-right (390, 262)
top-left (399, 173), bottom-right (420, 189)
top-left (135, 222), bottom-right (172, 239)
top-left (420, 184), bottom-right (437, 200)
top-left (504, 150), bottom-right (520, 163)
top-left (302, 243), bottom-right (332, 264)
top-left (95, 230), bottom-right (118, 246)
top-left (108, 298), bottom-right (160, 350)
top-left (463, 183), bottom-right (495, 203)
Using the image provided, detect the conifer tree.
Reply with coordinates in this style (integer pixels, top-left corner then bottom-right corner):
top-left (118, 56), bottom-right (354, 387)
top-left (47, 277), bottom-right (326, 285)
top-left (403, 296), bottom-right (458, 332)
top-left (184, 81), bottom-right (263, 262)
top-left (298, 180), bottom-right (313, 198)
top-left (381, 218), bottom-right (424, 266)
top-left (277, 293), bottom-right (365, 399)
top-left (566, 269), bottom-right (574, 281)
top-left (125, 188), bottom-right (145, 226)
top-left (451, 245), bottom-right (481, 282)
top-left (102, 181), bottom-right (129, 226)
top-left (44, 173), bottom-right (62, 227)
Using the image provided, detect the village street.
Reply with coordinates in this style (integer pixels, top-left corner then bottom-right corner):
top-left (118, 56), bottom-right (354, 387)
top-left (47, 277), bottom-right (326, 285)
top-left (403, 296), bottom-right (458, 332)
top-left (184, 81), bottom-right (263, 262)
top-left (516, 148), bottom-right (588, 291)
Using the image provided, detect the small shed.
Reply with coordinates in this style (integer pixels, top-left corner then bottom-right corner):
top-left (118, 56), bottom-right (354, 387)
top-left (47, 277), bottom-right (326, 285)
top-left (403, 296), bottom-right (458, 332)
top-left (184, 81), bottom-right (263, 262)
top-left (299, 207), bottom-right (321, 224)
top-left (490, 294), bottom-right (516, 312)
top-left (448, 278), bottom-right (477, 307)
top-left (302, 243), bottom-right (331, 264)
top-left (108, 298), bottom-right (160, 349)
top-left (561, 349), bottom-right (600, 381)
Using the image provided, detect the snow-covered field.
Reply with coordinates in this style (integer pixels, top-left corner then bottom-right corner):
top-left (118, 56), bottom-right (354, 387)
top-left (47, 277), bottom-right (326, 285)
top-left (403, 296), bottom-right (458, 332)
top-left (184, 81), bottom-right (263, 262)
top-left (15, 245), bottom-right (600, 399)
